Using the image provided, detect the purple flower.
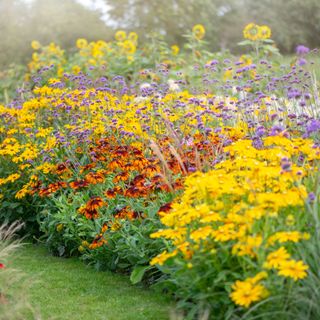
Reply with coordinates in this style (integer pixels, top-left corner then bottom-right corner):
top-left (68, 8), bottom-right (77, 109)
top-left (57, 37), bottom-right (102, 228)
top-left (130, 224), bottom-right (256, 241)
top-left (252, 138), bottom-right (264, 149)
top-left (270, 125), bottom-right (284, 136)
top-left (308, 192), bottom-right (316, 202)
top-left (306, 119), bottom-right (320, 135)
top-left (281, 157), bottom-right (291, 172)
top-left (296, 45), bottom-right (310, 55)
top-left (297, 58), bottom-right (307, 66)
top-left (255, 126), bottom-right (265, 137)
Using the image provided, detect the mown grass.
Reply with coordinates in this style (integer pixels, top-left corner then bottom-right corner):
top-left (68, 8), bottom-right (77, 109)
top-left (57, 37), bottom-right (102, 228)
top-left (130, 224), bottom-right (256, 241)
top-left (10, 244), bottom-right (173, 320)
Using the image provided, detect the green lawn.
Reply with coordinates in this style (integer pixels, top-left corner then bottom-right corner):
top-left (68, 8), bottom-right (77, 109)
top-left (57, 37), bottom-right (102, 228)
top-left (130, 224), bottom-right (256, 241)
top-left (11, 244), bottom-right (173, 320)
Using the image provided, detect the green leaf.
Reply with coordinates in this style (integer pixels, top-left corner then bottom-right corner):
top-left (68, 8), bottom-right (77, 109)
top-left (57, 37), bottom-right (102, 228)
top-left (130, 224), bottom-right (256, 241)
top-left (263, 39), bottom-right (275, 44)
top-left (237, 40), bottom-right (253, 46)
top-left (130, 265), bottom-right (151, 284)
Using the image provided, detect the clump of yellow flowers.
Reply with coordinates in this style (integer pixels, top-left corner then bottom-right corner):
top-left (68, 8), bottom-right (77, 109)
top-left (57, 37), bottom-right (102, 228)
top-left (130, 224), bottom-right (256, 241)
top-left (27, 30), bottom-right (139, 78)
top-left (151, 135), bottom-right (314, 308)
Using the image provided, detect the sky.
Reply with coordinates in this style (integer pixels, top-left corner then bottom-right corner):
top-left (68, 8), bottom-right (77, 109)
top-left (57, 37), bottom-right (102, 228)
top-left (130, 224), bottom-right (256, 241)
top-left (75, 0), bottom-right (111, 23)
top-left (23, 0), bottom-right (112, 24)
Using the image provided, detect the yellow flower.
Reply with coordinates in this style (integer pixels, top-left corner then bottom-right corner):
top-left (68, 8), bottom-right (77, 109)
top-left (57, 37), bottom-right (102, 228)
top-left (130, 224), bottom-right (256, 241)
top-left (249, 271), bottom-right (268, 284)
top-left (267, 231), bottom-right (310, 246)
top-left (243, 23), bottom-right (272, 41)
top-left (243, 23), bottom-right (260, 41)
top-left (110, 220), bottom-right (121, 231)
top-left (223, 69), bottom-right (233, 81)
top-left (82, 240), bottom-right (89, 247)
top-left (128, 32), bottom-right (138, 44)
top-left (0, 173), bottom-right (21, 185)
top-left (278, 260), bottom-right (308, 281)
top-left (15, 188), bottom-right (29, 199)
top-left (192, 24), bottom-right (205, 40)
top-left (171, 45), bottom-right (180, 55)
top-left (76, 38), bottom-right (88, 49)
top-left (150, 250), bottom-right (178, 266)
top-left (32, 52), bottom-right (39, 62)
top-left (230, 277), bottom-right (267, 308)
top-left (211, 224), bottom-right (238, 242)
top-left (286, 214), bottom-right (295, 226)
top-left (190, 226), bottom-right (213, 242)
top-left (232, 235), bottom-right (263, 257)
top-left (265, 247), bottom-right (290, 269)
top-left (259, 25), bottom-right (271, 40)
top-left (122, 40), bottom-right (136, 55)
top-left (72, 65), bottom-right (81, 74)
top-left (56, 224), bottom-right (64, 232)
top-left (31, 40), bottom-right (41, 50)
top-left (115, 30), bottom-right (127, 42)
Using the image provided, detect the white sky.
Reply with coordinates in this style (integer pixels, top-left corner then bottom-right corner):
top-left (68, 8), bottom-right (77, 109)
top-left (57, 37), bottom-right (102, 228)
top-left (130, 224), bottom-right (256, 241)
top-left (23, 0), bottom-right (112, 24)
top-left (75, 0), bottom-right (111, 23)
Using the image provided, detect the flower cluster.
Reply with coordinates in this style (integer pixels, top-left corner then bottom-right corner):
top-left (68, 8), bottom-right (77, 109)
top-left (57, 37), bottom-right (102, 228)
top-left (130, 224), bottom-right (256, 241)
top-left (151, 136), bottom-right (317, 308)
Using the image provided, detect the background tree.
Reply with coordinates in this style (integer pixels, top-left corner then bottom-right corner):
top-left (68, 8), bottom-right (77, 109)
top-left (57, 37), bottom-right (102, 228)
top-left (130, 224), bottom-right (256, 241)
top-left (0, 0), bottom-right (112, 69)
top-left (105, 0), bottom-right (320, 52)
top-left (1, 0), bottom-right (320, 69)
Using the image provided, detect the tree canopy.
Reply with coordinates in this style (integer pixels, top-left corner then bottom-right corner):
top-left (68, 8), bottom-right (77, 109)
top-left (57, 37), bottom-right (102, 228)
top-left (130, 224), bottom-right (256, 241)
top-left (1, 0), bottom-right (319, 68)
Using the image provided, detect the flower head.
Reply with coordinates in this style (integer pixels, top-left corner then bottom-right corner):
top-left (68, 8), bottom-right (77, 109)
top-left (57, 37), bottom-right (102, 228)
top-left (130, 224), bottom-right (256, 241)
top-left (296, 45), bottom-right (310, 55)
top-left (76, 38), bottom-right (88, 49)
top-left (278, 259), bottom-right (308, 281)
top-left (171, 45), bottom-right (180, 55)
top-left (230, 276), bottom-right (268, 308)
top-left (192, 24), bottom-right (205, 40)
top-left (31, 40), bottom-right (41, 50)
top-left (115, 30), bottom-right (127, 42)
top-left (265, 247), bottom-right (291, 269)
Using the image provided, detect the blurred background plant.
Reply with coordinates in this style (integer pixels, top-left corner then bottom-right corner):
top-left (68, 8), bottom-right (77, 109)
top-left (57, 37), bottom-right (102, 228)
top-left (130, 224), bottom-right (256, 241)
top-left (1, 0), bottom-right (320, 70)
top-left (1, 0), bottom-right (320, 102)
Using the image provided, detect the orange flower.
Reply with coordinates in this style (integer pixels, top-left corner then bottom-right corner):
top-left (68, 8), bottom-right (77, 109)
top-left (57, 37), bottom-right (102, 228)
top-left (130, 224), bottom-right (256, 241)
top-left (130, 174), bottom-right (145, 187)
top-left (39, 181), bottom-right (67, 197)
top-left (114, 206), bottom-right (135, 220)
top-left (109, 159), bottom-right (123, 170)
top-left (144, 164), bottom-right (159, 175)
top-left (101, 223), bottom-right (108, 233)
top-left (89, 235), bottom-right (107, 249)
top-left (79, 163), bottom-right (96, 173)
top-left (69, 179), bottom-right (89, 190)
top-left (158, 202), bottom-right (172, 216)
top-left (85, 171), bottom-right (105, 184)
top-left (104, 186), bottom-right (122, 199)
top-left (78, 205), bottom-right (100, 220)
top-left (113, 171), bottom-right (129, 183)
top-left (124, 186), bottom-right (149, 198)
top-left (55, 163), bottom-right (69, 175)
top-left (85, 197), bottom-right (104, 211)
